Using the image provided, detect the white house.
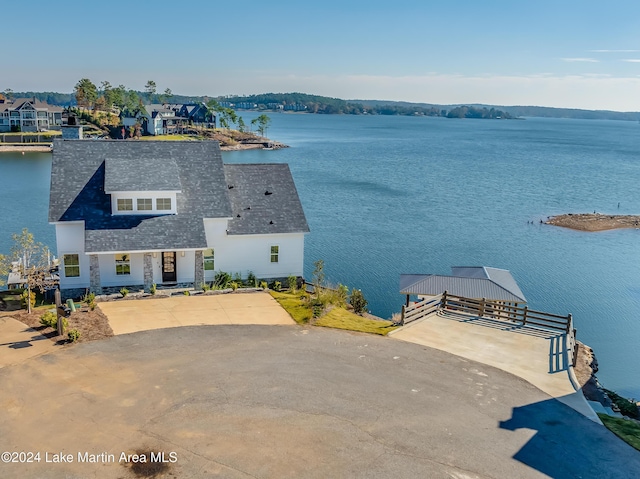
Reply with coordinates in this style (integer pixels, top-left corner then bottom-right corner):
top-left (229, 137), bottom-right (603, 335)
top-left (49, 139), bottom-right (309, 298)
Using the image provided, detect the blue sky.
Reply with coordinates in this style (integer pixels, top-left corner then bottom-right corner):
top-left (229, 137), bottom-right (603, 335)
top-left (4, 0), bottom-right (640, 110)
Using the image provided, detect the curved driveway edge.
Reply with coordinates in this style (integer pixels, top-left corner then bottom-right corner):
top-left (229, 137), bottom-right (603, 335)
top-left (390, 312), bottom-right (600, 422)
top-left (99, 292), bottom-right (295, 335)
top-left (0, 316), bottom-right (59, 368)
top-left (1, 325), bottom-right (638, 479)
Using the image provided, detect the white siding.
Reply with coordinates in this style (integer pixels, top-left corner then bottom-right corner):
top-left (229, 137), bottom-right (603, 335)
top-left (98, 253), bottom-right (145, 287)
top-left (203, 218), bottom-right (305, 279)
top-left (55, 222), bottom-right (89, 288)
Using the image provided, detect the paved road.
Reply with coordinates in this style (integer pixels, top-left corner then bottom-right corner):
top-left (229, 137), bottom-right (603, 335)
top-left (0, 325), bottom-right (638, 479)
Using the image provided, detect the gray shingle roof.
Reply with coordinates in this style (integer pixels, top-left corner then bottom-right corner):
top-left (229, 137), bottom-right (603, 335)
top-left (49, 140), bottom-right (232, 252)
top-left (104, 157), bottom-right (182, 192)
top-left (400, 266), bottom-right (526, 302)
top-left (224, 164), bottom-right (310, 235)
top-left (49, 140), bottom-right (309, 253)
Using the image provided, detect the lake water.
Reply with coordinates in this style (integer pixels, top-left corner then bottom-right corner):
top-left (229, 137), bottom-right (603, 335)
top-left (1, 114), bottom-right (639, 398)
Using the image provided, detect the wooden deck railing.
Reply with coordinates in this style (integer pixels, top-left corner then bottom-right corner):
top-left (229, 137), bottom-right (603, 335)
top-left (400, 290), bottom-right (579, 366)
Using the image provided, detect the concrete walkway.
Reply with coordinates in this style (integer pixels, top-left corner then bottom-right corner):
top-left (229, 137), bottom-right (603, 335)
top-left (390, 311), bottom-right (599, 422)
top-left (0, 316), bottom-right (59, 368)
top-left (99, 292), bottom-right (295, 335)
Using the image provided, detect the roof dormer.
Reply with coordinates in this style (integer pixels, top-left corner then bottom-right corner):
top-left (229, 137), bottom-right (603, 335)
top-left (104, 157), bottom-right (182, 215)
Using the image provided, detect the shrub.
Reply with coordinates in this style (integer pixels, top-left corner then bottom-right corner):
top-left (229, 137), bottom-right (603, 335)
top-left (350, 289), bottom-right (368, 315)
top-left (84, 292), bottom-right (96, 310)
top-left (59, 317), bottom-right (68, 333)
top-left (605, 389), bottom-right (640, 419)
top-left (287, 275), bottom-right (297, 293)
top-left (247, 271), bottom-right (257, 287)
top-left (311, 298), bottom-right (324, 318)
top-left (230, 281), bottom-right (238, 291)
top-left (233, 272), bottom-right (242, 283)
top-left (213, 271), bottom-right (231, 289)
top-left (150, 283), bottom-right (157, 295)
top-left (183, 290), bottom-right (190, 296)
top-left (21, 290), bottom-right (36, 310)
top-left (260, 281), bottom-right (268, 290)
top-left (273, 281), bottom-right (282, 292)
top-left (120, 287), bottom-right (129, 298)
top-left (201, 282), bottom-right (211, 292)
top-left (40, 311), bottom-right (57, 328)
top-left (67, 329), bottom-right (81, 342)
top-left (83, 292), bottom-right (96, 305)
top-left (337, 284), bottom-right (349, 305)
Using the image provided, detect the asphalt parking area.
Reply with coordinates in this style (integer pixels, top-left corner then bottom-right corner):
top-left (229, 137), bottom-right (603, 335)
top-left (99, 292), bottom-right (295, 335)
top-left (1, 325), bottom-right (638, 479)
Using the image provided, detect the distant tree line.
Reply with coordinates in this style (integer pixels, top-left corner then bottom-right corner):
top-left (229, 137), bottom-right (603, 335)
top-left (446, 106), bottom-right (513, 119)
top-left (5, 87), bottom-right (640, 121)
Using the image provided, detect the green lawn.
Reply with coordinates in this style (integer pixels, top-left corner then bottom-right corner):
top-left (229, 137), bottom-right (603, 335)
top-left (270, 291), bottom-right (312, 324)
top-left (315, 307), bottom-right (397, 335)
top-left (598, 413), bottom-right (640, 451)
top-left (270, 291), bottom-right (397, 335)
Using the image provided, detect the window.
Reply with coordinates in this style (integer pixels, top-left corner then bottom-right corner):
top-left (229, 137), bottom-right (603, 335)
top-left (115, 254), bottom-right (130, 275)
top-left (203, 248), bottom-right (215, 270)
top-left (137, 198), bottom-right (152, 211)
top-left (117, 198), bottom-right (133, 211)
top-left (157, 198), bottom-right (172, 210)
top-left (63, 254), bottom-right (80, 277)
top-left (270, 245), bottom-right (279, 263)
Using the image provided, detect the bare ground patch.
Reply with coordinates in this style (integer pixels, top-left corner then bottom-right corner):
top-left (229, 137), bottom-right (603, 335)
top-left (10, 305), bottom-right (113, 344)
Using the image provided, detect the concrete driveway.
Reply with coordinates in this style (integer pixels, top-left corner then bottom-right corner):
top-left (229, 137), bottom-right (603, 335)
top-left (390, 311), bottom-right (598, 421)
top-left (0, 316), bottom-right (59, 368)
top-left (1, 325), bottom-right (638, 479)
top-left (99, 292), bottom-right (295, 335)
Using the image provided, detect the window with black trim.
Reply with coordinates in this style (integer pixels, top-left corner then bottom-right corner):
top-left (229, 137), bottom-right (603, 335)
top-left (115, 254), bottom-right (131, 275)
top-left (157, 198), bottom-right (172, 210)
top-left (117, 198), bottom-right (133, 211)
top-left (203, 248), bottom-right (215, 270)
top-left (137, 198), bottom-right (152, 211)
top-left (63, 254), bottom-right (80, 277)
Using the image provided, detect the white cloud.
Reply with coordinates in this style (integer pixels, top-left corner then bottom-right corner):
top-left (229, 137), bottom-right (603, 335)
top-left (622, 59), bottom-right (640, 63)
top-left (591, 49), bottom-right (640, 53)
top-left (561, 58), bottom-right (599, 63)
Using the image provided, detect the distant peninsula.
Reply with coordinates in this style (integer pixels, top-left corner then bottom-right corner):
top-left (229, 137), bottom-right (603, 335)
top-left (7, 89), bottom-right (640, 121)
top-left (546, 213), bottom-right (640, 232)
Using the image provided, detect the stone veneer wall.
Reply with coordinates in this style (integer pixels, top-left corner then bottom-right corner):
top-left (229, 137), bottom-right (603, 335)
top-left (89, 255), bottom-right (102, 294)
top-left (194, 250), bottom-right (204, 289)
top-left (143, 253), bottom-right (153, 290)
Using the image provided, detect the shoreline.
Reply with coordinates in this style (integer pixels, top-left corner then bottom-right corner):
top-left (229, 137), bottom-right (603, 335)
top-left (545, 213), bottom-right (640, 232)
top-left (0, 144), bottom-right (52, 153)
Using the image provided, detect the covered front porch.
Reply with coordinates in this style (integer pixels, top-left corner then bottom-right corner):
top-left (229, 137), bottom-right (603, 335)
top-left (87, 249), bottom-right (206, 294)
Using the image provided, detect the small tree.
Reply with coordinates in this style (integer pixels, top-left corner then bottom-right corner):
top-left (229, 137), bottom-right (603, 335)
top-left (350, 289), bottom-right (368, 315)
top-left (9, 228), bottom-right (58, 313)
top-left (0, 253), bottom-right (8, 287)
top-left (251, 114), bottom-right (271, 137)
top-left (312, 260), bottom-right (325, 299)
top-left (145, 80), bottom-right (157, 102)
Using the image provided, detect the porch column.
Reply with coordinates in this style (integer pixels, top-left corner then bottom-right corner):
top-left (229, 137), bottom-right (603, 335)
top-left (194, 250), bottom-right (204, 289)
top-left (143, 253), bottom-right (153, 291)
top-left (89, 254), bottom-right (102, 294)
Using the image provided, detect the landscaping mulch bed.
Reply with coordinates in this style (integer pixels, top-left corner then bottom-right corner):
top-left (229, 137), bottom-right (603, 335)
top-left (10, 306), bottom-right (113, 344)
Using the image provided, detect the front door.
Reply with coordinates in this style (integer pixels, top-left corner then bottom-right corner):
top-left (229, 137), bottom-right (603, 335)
top-left (162, 252), bottom-right (177, 283)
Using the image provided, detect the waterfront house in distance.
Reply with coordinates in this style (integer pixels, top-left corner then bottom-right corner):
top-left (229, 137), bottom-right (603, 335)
top-left (122, 102), bottom-right (216, 136)
top-left (49, 139), bottom-right (309, 298)
top-left (0, 97), bottom-right (63, 132)
top-left (400, 266), bottom-right (527, 307)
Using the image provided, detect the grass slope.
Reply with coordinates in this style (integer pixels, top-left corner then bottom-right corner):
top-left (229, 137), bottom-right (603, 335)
top-left (598, 414), bottom-right (640, 451)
